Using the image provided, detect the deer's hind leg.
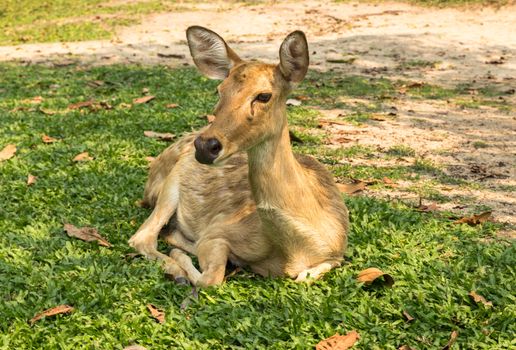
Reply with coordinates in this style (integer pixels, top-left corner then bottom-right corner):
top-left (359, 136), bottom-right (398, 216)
top-left (294, 260), bottom-right (341, 283)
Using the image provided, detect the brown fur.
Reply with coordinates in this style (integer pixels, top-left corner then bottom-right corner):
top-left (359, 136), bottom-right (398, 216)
top-left (128, 27), bottom-right (349, 286)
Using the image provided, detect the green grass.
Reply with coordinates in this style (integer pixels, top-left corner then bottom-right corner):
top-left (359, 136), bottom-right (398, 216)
top-left (0, 0), bottom-right (184, 45)
top-left (1, 63), bottom-right (515, 349)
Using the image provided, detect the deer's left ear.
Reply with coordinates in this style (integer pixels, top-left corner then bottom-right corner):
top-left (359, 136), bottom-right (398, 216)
top-left (278, 31), bottom-right (309, 84)
top-left (186, 26), bottom-right (242, 80)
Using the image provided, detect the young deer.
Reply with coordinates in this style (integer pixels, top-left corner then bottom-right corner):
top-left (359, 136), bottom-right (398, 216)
top-left (128, 26), bottom-right (349, 286)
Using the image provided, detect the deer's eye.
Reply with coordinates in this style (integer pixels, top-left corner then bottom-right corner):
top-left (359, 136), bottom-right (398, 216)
top-left (254, 93), bottom-right (272, 103)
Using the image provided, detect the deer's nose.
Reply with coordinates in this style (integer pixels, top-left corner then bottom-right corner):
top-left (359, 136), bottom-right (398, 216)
top-left (194, 136), bottom-right (222, 164)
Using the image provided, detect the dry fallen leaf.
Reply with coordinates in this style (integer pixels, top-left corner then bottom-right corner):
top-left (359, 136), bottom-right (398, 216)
top-left (382, 177), bottom-right (396, 187)
top-left (147, 304), bottom-right (165, 324)
top-left (133, 95), bottom-right (155, 104)
top-left (398, 346), bottom-right (415, 350)
top-left (0, 144), bottom-right (16, 162)
top-left (416, 202), bottom-right (438, 212)
top-left (370, 114), bottom-right (387, 121)
top-left (357, 267), bottom-right (394, 287)
top-left (42, 134), bottom-right (58, 143)
top-left (143, 131), bottom-right (175, 142)
top-left (469, 291), bottom-right (493, 308)
top-left (123, 345), bottom-right (148, 350)
top-left (442, 330), bottom-right (458, 350)
top-left (403, 310), bottom-right (415, 322)
top-left (64, 223), bottom-right (112, 247)
top-left (30, 305), bottom-right (74, 325)
top-left (68, 100), bottom-right (94, 110)
top-left (454, 211), bottom-right (492, 226)
top-left (318, 118), bottom-right (348, 127)
top-left (316, 330), bottom-right (360, 350)
top-left (39, 107), bottom-right (57, 115)
top-left (73, 152), bottom-right (93, 162)
top-left (337, 180), bottom-right (367, 195)
top-left (27, 174), bottom-right (37, 186)
top-left (166, 103), bottom-right (179, 109)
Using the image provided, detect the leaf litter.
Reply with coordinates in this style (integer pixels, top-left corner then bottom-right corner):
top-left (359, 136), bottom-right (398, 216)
top-left (64, 223), bottom-right (112, 247)
top-left (146, 304), bottom-right (165, 323)
top-left (73, 152), bottom-right (93, 162)
top-left (143, 131), bottom-right (175, 142)
top-left (316, 330), bottom-right (360, 350)
top-left (468, 291), bottom-right (493, 308)
top-left (0, 144), bottom-right (16, 161)
top-left (30, 305), bottom-right (74, 325)
top-left (454, 211), bottom-right (492, 226)
top-left (357, 267), bottom-right (394, 287)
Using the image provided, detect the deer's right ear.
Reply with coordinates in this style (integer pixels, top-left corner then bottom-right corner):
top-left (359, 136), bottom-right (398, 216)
top-left (186, 26), bottom-right (241, 80)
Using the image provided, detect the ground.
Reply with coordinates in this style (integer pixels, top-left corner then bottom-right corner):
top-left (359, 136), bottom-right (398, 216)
top-left (0, 1), bottom-right (514, 349)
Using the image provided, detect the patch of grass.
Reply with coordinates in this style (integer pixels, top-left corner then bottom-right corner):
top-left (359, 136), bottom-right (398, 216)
top-left (295, 72), bottom-right (396, 108)
top-left (1, 63), bottom-right (515, 349)
top-left (0, 0), bottom-right (183, 45)
top-left (473, 141), bottom-right (489, 149)
top-left (398, 60), bottom-right (439, 70)
top-left (386, 145), bottom-right (416, 158)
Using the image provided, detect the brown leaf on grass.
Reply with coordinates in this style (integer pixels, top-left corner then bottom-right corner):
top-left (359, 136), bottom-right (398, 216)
top-left (382, 177), bottom-right (397, 187)
top-left (166, 103), bottom-right (179, 109)
top-left (73, 152), bottom-right (93, 162)
top-left (133, 95), bottom-right (155, 104)
top-left (454, 211), bottom-right (492, 226)
top-left (42, 134), bottom-right (59, 143)
top-left (39, 107), bottom-right (56, 115)
top-left (27, 174), bottom-right (37, 186)
top-left (370, 114), bottom-right (387, 121)
top-left (316, 330), bottom-right (360, 350)
top-left (318, 118), bottom-right (348, 127)
top-left (398, 346), bottom-right (415, 350)
top-left (337, 180), bottom-right (366, 195)
top-left (146, 304), bottom-right (165, 324)
top-left (357, 267), bottom-right (394, 287)
top-left (64, 223), bottom-right (112, 247)
top-left (403, 310), bottom-right (415, 322)
top-left (442, 330), bottom-right (458, 350)
top-left (123, 345), bottom-right (148, 350)
top-left (468, 291), bottom-right (493, 308)
top-left (68, 100), bottom-right (94, 110)
top-left (0, 144), bottom-right (16, 161)
top-left (143, 131), bottom-right (175, 142)
top-left (416, 203), bottom-right (438, 212)
top-left (29, 305), bottom-right (74, 325)
top-left (28, 96), bottom-right (43, 104)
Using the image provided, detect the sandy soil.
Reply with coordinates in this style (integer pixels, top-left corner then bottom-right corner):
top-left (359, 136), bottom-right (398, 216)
top-left (1, 0), bottom-right (514, 229)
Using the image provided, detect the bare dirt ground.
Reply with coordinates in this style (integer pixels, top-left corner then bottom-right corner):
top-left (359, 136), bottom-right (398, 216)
top-left (1, 0), bottom-right (514, 229)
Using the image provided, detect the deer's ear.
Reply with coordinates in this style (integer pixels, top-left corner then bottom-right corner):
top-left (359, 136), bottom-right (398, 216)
top-left (278, 31), bottom-right (309, 84)
top-left (186, 26), bottom-right (241, 80)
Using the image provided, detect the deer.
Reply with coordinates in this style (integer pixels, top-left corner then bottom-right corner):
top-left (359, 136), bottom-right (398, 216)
top-left (128, 26), bottom-right (349, 287)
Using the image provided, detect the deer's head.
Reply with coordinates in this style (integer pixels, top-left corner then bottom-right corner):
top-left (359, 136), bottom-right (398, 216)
top-left (186, 26), bottom-right (309, 165)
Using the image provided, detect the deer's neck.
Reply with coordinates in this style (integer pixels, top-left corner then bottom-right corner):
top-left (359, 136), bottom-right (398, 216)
top-left (247, 124), bottom-right (304, 208)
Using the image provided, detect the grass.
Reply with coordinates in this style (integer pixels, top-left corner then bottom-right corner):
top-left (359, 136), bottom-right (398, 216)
top-left (0, 0), bottom-right (184, 45)
top-left (1, 62), bottom-right (515, 349)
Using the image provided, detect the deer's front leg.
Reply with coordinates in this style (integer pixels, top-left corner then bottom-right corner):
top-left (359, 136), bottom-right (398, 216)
top-left (195, 238), bottom-right (230, 287)
top-left (129, 174), bottom-right (179, 259)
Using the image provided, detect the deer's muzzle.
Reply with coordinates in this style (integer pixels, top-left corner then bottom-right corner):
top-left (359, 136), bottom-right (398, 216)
top-left (194, 136), bottom-right (222, 165)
